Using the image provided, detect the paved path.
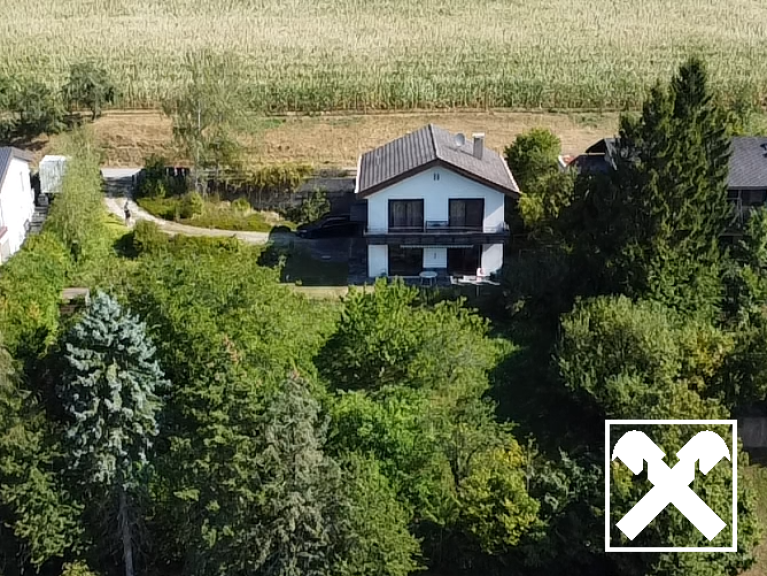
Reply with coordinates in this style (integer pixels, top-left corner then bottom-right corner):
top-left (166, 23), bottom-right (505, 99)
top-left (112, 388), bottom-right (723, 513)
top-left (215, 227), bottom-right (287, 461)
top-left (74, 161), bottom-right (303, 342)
top-left (101, 168), bottom-right (271, 244)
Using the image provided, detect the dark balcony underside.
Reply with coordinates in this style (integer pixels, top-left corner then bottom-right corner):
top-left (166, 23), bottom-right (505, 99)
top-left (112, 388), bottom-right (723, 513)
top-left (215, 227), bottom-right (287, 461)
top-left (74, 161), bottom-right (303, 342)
top-left (365, 231), bottom-right (509, 245)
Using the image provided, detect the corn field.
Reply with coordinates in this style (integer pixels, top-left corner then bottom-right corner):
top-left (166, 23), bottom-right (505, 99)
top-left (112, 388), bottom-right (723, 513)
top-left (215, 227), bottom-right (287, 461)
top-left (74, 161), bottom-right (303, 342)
top-left (2, 0), bottom-right (767, 112)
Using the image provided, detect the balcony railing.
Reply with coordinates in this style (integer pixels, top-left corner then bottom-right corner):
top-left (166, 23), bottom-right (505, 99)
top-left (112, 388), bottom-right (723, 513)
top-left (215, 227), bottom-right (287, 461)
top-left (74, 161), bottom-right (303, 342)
top-left (366, 221), bottom-right (510, 235)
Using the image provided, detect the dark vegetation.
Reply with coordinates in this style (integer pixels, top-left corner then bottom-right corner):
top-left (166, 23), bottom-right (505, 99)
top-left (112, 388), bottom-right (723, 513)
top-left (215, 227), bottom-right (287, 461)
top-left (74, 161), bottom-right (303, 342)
top-left (0, 57), bottom-right (766, 576)
top-left (0, 62), bottom-right (115, 145)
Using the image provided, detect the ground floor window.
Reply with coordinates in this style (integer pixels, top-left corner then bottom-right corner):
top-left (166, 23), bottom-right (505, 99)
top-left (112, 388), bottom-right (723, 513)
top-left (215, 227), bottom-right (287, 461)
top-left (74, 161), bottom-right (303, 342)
top-left (388, 246), bottom-right (423, 276)
top-left (447, 246), bottom-right (481, 276)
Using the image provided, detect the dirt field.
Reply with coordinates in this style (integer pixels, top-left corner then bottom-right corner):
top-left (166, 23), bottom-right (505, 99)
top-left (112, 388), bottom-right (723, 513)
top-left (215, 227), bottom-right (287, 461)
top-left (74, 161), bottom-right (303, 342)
top-left (41, 109), bottom-right (619, 168)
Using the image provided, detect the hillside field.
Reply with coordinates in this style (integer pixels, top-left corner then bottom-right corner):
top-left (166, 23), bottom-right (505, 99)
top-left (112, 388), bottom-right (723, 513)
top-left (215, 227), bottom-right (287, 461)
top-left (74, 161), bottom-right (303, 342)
top-left (3, 0), bottom-right (767, 112)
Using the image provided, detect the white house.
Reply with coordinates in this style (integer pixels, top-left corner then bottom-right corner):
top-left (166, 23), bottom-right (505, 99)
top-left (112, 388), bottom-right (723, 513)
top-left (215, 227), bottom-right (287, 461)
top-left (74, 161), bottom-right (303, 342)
top-left (355, 124), bottom-right (520, 279)
top-left (0, 148), bottom-right (35, 263)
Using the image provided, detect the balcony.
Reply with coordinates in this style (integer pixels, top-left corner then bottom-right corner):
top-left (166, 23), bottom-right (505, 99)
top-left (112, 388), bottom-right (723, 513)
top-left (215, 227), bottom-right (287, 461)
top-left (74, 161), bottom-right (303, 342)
top-left (364, 220), bottom-right (510, 245)
top-left (723, 198), bottom-right (760, 236)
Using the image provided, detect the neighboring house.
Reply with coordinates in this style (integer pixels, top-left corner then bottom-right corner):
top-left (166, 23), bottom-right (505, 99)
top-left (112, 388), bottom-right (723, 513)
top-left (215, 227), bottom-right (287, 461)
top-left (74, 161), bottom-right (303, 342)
top-left (0, 148), bottom-right (35, 263)
top-left (560, 136), bottom-right (767, 232)
top-left (354, 124), bottom-right (520, 279)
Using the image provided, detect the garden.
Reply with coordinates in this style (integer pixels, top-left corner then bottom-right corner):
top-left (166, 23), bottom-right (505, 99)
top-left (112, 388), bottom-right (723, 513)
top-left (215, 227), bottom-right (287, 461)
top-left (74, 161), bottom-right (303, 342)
top-left (133, 155), bottom-right (329, 232)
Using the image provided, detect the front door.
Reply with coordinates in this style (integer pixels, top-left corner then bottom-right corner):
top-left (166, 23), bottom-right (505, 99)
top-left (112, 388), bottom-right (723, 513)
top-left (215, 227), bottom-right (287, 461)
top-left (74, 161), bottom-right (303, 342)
top-left (447, 246), bottom-right (481, 276)
top-left (389, 246), bottom-right (423, 276)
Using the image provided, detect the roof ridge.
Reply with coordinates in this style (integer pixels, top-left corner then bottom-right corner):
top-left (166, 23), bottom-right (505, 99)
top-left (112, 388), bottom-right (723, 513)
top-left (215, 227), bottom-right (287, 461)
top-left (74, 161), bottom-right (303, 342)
top-left (427, 123), bottom-right (438, 159)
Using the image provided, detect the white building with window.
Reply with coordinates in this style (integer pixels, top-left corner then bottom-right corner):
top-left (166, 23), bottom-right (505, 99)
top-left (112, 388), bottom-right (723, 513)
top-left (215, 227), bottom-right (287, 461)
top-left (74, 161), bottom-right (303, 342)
top-left (0, 148), bottom-right (35, 263)
top-left (354, 125), bottom-right (520, 280)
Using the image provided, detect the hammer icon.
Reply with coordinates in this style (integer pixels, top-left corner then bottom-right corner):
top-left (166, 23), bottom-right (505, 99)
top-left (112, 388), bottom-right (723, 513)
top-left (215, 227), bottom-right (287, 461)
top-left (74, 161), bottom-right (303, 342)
top-left (611, 430), bottom-right (731, 541)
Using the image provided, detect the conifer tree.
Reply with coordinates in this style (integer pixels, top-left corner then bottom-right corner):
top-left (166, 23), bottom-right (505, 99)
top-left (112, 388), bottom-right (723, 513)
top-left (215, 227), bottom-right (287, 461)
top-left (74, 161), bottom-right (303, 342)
top-left (58, 292), bottom-right (167, 576)
top-left (565, 57), bottom-right (732, 315)
top-left (250, 371), bottom-right (342, 576)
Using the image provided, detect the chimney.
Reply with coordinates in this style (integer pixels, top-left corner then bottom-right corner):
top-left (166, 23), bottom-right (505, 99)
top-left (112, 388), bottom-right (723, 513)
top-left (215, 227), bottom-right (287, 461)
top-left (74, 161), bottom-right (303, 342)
top-left (472, 133), bottom-right (485, 160)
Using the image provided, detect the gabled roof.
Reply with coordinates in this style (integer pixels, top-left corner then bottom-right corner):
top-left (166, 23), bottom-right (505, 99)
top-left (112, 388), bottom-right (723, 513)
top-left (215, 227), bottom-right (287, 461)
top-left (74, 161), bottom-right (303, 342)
top-left (729, 137), bottom-right (767, 189)
top-left (0, 147), bottom-right (33, 194)
top-left (585, 138), bottom-right (619, 158)
top-left (356, 124), bottom-right (520, 197)
top-left (576, 136), bottom-right (767, 190)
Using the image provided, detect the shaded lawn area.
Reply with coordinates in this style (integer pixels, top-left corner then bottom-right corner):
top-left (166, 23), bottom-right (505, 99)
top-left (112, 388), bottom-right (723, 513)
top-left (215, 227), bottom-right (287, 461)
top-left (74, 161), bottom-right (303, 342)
top-left (260, 237), bottom-right (349, 287)
top-left (488, 320), bottom-right (605, 455)
top-left (282, 248), bottom-right (348, 286)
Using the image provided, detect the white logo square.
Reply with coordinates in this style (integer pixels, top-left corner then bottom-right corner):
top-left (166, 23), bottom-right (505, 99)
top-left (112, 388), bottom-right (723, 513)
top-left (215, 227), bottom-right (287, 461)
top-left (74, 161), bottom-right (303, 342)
top-left (605, 419), bottom-right (737, 553)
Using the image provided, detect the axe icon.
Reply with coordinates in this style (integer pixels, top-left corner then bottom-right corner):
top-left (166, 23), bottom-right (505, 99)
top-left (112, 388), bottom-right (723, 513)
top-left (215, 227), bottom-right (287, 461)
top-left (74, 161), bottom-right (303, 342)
top-left (611, 430), bottom-right (731, 541)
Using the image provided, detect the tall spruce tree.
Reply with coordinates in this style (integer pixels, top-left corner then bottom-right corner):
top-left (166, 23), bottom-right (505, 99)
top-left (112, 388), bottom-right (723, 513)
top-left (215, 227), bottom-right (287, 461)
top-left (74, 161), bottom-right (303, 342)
top-left (564, 57), bottom-right (732, 315)
top-left (58, 292), bottom-right (167, 576)
top-left (250, 372), bottom-right (342, 576)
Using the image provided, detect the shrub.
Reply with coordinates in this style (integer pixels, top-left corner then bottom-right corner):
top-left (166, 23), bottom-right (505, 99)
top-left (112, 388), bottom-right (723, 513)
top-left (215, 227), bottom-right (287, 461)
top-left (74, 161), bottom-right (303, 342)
top-left (61, 561), bottom-right (99, 576)
top-left (166, 234), bottom-right (260, 257)
top-left (0, 232), bottom-right (71, 358)
top-left (131, 221), bottom-right (168, 255)
top-left (180, 191), bottom-right (204, 219)
top-left (249, 163), bottom-right (313, 196)
top-left (285, 188), bottom-right (330, 225)
top-left (45, 130), bottom-right (109, 263)
top-left (136, 196), bottom-right (180, 220)
top-left (189, 212), bottom-right (273, 232)
top-left (232, 197), bottom-right (251, 213)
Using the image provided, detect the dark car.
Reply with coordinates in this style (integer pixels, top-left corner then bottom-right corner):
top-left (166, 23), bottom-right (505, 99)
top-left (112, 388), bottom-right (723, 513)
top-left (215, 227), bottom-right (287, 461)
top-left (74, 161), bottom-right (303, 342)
top-left (295, 215), bottom-right (360, 239)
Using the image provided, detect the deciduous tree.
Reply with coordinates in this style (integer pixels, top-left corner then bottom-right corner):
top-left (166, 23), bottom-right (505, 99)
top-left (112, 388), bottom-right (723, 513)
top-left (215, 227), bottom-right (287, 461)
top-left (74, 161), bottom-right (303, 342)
top-left (62, 62), bottom-right (117, 121)
top-left (503, 128), bottom-right (561, 191)
top-left (162, 50), bottom-right (251, 193)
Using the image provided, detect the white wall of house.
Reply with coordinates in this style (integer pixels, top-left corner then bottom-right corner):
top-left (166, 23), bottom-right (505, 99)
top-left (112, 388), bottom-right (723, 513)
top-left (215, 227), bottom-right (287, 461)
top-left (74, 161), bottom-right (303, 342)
top-left (0, 158), bottom-right (34, 262)
top-left (368, 245), bottom-right (388, 277)
top-left (365, 167), bottom-right (505, 232)
top-left (423, 247), bottom-right (447, 269)
top-left (481, 244), bottom-right (503, 275)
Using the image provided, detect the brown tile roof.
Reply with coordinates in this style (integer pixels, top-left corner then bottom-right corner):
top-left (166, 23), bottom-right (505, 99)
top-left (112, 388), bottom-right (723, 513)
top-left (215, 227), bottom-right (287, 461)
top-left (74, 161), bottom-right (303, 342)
top-left (356, 124), bottom-right (520, 197)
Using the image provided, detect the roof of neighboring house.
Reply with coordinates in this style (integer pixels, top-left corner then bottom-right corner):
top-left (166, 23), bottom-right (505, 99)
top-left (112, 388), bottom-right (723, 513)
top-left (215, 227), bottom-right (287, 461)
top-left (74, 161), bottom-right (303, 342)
top-left (729, 137), bottom-right (767, 189)
top-left (585, 138), bottom-right (619, 157)
top-left (575, 136), bottom-right (767, 190)
top-left (356, 124), bottom-right (520, 197)
top-left (570, 154), bottom-right (612, 174)
top-left (0, 147), bottom-right (33, 195)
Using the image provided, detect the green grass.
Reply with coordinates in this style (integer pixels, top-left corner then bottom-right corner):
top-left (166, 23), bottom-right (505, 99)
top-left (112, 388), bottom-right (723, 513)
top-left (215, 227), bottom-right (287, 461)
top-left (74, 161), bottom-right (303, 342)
top-left (4, 0), bottom-right (767, 112)
top-left (136, 196), bottom-right (294, 232)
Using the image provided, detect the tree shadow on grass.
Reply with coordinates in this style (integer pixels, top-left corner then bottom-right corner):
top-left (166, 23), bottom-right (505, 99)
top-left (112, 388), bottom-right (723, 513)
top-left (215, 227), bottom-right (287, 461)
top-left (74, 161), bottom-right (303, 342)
top-left (489, 321), bottom-right (604, 456)
top-left (258, 232), bottom-right (349, 287)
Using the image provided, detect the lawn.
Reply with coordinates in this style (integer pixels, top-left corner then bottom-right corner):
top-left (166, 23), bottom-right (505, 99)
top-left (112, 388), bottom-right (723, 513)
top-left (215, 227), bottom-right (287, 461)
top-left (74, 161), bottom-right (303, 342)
top-left (4, 0), bottom-right (767, 111)
top-left (279, 242), bottom-right (349, 287)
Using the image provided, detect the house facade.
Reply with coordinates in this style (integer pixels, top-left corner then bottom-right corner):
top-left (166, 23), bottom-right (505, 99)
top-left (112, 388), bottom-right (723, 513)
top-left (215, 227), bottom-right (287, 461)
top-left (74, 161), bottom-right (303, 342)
top-left (355, 125), bottom-right (519, 279)
top-left (0, 148), bottom-right (35, 263)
